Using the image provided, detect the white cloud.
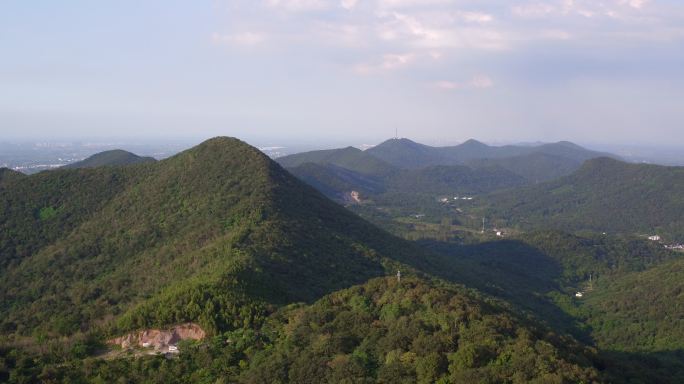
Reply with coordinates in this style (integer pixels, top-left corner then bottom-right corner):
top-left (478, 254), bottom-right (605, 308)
top-left (376, 0), bottom-right (454, 10)
top-left (511, 3), bottom-right (555, 18)
top-left (377, 12), bottom-right (509, 51)
top-left (212, 32), bottom-right (267, 46)
top-left (540, 29), bottom-right (572, 40)
top-left (433, 75), bottom-right (494, 90)
top-left (315, 22), bottom-right (368, 46)
top-left (265, 0), bottom-right (328, 11)
top-left (458, 11), bottom-right (494, 24)
top-left (470, 75), bottom-right (494, 88)
top-left (619, 0), bottom-right (648, 9)
top-left (340, 0), bottom-right (358, 10)
top-left (354, 53), bottom-right (416, 74)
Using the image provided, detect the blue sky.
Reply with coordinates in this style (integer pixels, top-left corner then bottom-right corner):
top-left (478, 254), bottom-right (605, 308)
top-left (1, 0), bottom-right (683, 146)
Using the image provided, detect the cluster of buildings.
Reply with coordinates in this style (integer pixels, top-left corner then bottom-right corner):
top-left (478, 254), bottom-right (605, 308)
top-left (647, 235), bottom-right (684, 250)
top-left (439, 196), bottom-right (475, 203)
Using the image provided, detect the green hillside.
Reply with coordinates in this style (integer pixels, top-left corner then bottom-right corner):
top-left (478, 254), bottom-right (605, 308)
top-left (385, 165), bottom-right (526, 196)
top-left (468, 152), bottom-right (583, 182)
top-left (0, 168), bottom-right (25, 185)
top-left (1, 278), bottom-right (606, 383)
top-left (582, 256), bottom-right (684, 352)
top-left (288, 162), bottom-right (386, 199)
top-left (0, 137), bottom-right (433, 339)
top-left (480, 158), bottom-right (684, 241)
top-left (62, 149), bottom-right (156, 169)
top-left (240, 277), bottom-right (601, 384)
top-left (277, 146), bottom-right (396, 176)
top-left (287, 161), bottom-right (525, 204)
top-left (420, 231), bottom-right (678, 339)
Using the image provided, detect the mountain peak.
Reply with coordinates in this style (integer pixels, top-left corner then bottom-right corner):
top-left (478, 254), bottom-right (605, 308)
top-left (63, 149), bottom-right (156, 169)
top-left (375, 137), bottom-right (423, 148)
top-left (458, 139), bottom-right (488, 148)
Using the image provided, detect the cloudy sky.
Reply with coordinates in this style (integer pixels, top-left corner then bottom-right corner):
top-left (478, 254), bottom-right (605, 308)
top-left (1, 0), bottom-right (683, 146)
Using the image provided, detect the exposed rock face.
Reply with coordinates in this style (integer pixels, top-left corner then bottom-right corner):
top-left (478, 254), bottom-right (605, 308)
top-left (108, 323), bottom-right (205, 351)
top-left (342, 190), bottom-right (362, 204)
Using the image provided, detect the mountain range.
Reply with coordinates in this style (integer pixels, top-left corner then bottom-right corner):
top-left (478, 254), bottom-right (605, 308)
top-left (276, 138), bottom-right (618, 206)
top-left (2, 137), bottom-right (684, 383)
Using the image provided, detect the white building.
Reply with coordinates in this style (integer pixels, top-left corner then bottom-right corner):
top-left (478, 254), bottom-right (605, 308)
top-left (575, 292), bottom-right (583, 298)
top-left (648, 235), bottom-right (661, 241)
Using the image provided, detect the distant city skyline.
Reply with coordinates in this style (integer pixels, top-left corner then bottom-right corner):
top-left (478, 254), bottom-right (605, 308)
top-left (2, 1), bottom-right (683, 146)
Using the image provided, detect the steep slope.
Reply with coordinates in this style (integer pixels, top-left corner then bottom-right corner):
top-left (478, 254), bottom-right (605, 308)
top-left (287, 162), bottom-right (386, 200)
top-left (481, 158), bottom-right (684, 241)
top-left (276, 146), bottom-right (396, 176)
top-left (0, 137), bottom-right (432, 337)
top-left (62, 149), bottom-right (156, 169)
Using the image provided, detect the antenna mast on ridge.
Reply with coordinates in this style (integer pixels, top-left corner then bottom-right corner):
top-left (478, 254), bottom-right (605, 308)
top-left (395, 127), bottom-right (398, 139)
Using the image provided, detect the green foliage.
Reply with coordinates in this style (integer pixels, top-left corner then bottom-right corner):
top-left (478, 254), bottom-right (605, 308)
top-left (37, 206), bottom-right (59, 221)
top-left (277, 146), bottom-right (396, 176)
top-left (581, 256), bottom-right (684, 352)
top-left (479, 157), bottom-right (684, 241)
top-left (468, 152), bottom-right (583, 182)
top-left (239, 277), bottom-right (601, 383)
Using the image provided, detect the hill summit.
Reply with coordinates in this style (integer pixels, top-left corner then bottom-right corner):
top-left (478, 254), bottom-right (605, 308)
top-left (62, 149), bottom-right (156, 169)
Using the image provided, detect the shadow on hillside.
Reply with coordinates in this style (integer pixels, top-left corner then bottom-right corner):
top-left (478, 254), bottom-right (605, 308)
top-left (414, 238), bottom-right (594, 344)
top-left (599, 349), bottom-right (684, 383)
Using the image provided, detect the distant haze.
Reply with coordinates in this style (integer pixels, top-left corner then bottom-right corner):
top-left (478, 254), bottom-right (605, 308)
top-left (1, 1), bottom-right (683, 146)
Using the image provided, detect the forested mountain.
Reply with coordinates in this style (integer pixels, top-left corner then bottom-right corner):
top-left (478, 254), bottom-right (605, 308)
top-left (62, 149), bottom-right (156, 169)
top-left (480, 157), bottom-right (684, 241)
top-left (0, 137), bottom-right (617, 383)
top-left (0, 137), bottom-right (436, 339)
